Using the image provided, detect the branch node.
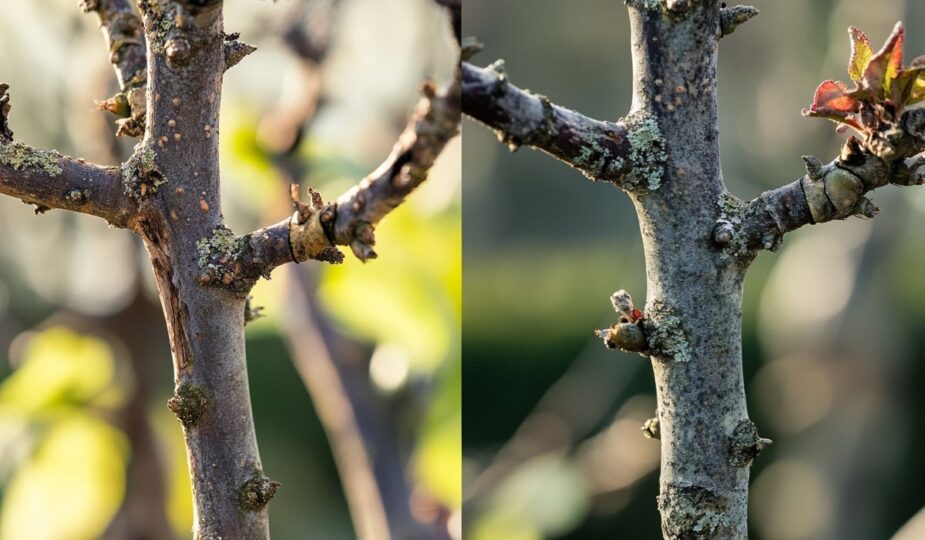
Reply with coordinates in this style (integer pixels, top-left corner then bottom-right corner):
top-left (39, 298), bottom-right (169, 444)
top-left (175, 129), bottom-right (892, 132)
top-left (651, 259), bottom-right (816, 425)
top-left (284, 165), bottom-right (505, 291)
top-left (720, 5), bottom-right (759, 37)
top-left (597, 290), bottom-right (648, 353)
top-left (801, 155), bottom-right (824, 180)
top-left (288, 186), bottom-right (345, 264)
top-left (167, 383), bottom-right (210, 428)
top-left (224, 39), bottom-right (257, 71)
top-left (238, 473), bottom-right (281, 512)
top-left (166, 36), bottom-right (193, 66)
top-left (641, 416), bottom-right (661, 439)
top-left (728, 419), bottom-right (772, 467)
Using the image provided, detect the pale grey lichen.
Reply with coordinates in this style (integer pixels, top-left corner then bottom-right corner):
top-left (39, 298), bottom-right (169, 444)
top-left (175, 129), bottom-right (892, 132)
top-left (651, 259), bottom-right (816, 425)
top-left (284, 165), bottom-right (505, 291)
top-left (0, 141), bottom-right (63, 176)
top-left (715, 192), bottom-right (749, 261)
top-left (623, 110), bottom-right (668, 191)
top-left (122, 144), bottom-right (165, 200)
top-left (576, 142), bottom-right (623, 180)
top-left (196, 226), bottom-right (243, 268)
top-left (644, 299), bottom-right (691, 362)
top-left (659, 485), bottom-right (734, 539)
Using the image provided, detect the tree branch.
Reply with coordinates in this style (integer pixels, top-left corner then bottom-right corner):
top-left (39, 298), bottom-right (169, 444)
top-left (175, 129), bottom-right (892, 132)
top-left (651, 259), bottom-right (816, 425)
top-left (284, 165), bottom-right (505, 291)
top-left (0, 85), bottom-right (136, 226)
top-left (198, 76), bottom-right (462, 291)
top-left (734, 110), bottom-right (925, 254)
top-left (462, 61), bottom-right (638, 183)
top-left (80, 0), bottom-right (148, 137)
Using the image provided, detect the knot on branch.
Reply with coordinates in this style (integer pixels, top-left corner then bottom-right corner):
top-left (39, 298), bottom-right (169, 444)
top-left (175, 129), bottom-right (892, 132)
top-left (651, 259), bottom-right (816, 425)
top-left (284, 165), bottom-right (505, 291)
top-left (720, 5), bottom-right (760, 37)
top-left (728, 419), bottom-right (772, 467)
top-left (289, 185), bottom-right (345, 264)
top-left (224, 33), bottom-right (257, 71)
top-left (196, 226), bottom-right (260, 293)
top-left (800, 145), bottom-right (883, 224)
top-left (641, 416), bottom-right (660, 439)
top-left (597, 293), bottom-right (691, 362)
top-left (167, 383), bottom-right (210, 428)
top-left (596, 290), bottom-right (648, 354)
top-left (238, 473), bottom-right (281, 511)
top-left (659, 485), bottom-right (734, 539)
top-left (121, 144), bottom-right (165, 201)
top-left (96, 88), bottom-right (146, 137)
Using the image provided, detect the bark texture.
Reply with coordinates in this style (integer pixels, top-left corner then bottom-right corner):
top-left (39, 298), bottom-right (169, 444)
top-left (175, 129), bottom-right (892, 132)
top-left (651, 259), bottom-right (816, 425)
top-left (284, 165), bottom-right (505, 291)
top-left (625, 4), bottom-right (751, 537)
top-left (466, 1), bottom-right (925, 537)
top-left (131, 2), bottom-right (273, 538)
top-left (2, 1), bottom-right (460, 537)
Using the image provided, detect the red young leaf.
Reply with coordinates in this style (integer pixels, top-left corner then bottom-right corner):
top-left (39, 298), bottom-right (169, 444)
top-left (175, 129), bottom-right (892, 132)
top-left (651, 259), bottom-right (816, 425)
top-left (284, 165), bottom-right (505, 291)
top-left (805, 80), bottom-right (860, 115)
top-left (862, 22), bottom-right (904, 98)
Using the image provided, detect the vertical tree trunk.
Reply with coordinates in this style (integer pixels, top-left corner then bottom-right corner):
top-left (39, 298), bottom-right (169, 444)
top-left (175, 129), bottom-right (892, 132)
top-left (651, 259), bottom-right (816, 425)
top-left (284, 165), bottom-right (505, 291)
top-left (133, 3), bottom-right (271, 538)
top-left (627, 3), bottom-right (754, 537)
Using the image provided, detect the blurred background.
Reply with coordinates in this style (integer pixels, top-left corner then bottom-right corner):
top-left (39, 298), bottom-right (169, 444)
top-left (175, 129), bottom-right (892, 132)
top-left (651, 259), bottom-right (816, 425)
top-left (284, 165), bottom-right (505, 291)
top-left (463, 1), bottom-right (925, 539)
top-left (0, 1), bottom-right (459, 539)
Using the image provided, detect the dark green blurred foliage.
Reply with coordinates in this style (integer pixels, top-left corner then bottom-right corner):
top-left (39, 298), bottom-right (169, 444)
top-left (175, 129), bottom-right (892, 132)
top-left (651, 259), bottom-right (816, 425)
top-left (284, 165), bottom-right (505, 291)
top-left (464, 1), bottom-right (925, 539)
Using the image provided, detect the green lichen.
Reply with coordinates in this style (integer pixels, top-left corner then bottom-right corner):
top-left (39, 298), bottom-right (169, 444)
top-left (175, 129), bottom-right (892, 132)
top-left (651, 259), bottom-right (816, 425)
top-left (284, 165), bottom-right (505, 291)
top-left (623, 110), bottom-right (668, 191)
top-left (122, 144), bottom-right (165, 200)
top-left (238, 472), bottom-right (281, 511)
top-left (644, 300), bottom-right (691, 362)
top-left (715, 192), bottom-right (749, 260)
top-left (0, 141), bottom-right (63, 176)
top-left (196, 226), bottom-right (243, 267)
top-left (167, 383), bottom-right (209, 428)
top-left (576, 141), bottom-right (625, 181)
top-left (196, 226), bottom-right (254, 291)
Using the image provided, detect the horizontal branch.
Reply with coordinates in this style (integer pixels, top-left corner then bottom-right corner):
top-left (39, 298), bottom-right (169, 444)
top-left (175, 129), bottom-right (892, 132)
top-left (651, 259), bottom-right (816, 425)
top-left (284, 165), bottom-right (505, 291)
top-left (732, 111), bottom-right (925, 253)
top-left (0, 85), bottom-right (135, 226)
top-left (462, 61), bottom-right (638, 184)
top-left (81, 0), bottom-right (147, 137)
top-left (195, 78), bottom-right (461, 292)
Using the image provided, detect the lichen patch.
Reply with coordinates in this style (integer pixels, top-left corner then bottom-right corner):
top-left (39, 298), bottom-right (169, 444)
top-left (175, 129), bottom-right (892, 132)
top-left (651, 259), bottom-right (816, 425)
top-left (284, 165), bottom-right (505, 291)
top-left (623, 110), bottom-right (668, 191)
top-left (0, 141), bottom-right (63, 176)
top-left (644, 299), bottom-right (691, 362)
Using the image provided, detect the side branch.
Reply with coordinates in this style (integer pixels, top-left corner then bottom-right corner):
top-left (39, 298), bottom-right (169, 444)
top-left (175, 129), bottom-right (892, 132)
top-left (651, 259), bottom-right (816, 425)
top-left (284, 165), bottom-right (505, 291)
top-left (197, 79), bottom-right (461, 291)
top-left (0, 85), bottom-right (135, 226)
top-left (735, 112), bottom-right (925, 253)
top-left (80, 0), bottom-right (147, 137)
top-left (462, 61), bottom-right (635, 183)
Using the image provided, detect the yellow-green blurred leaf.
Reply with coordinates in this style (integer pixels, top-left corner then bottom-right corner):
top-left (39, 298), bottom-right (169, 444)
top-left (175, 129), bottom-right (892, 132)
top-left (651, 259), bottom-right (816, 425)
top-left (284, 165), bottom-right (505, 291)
top-left (471, 511), bottom-right (541, 540)
top-left (0, 414), bottom-right (127, 540)
top-left (0, 327), bottom-right (119, 414)
top-left (318, 204), bottom-right (460, 372)
top-left (153, 407), bottom-right (194, 537)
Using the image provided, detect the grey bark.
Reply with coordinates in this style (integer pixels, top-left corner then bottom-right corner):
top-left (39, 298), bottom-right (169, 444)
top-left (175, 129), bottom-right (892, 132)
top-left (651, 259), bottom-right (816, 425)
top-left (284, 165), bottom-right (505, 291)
top-left (464, 1), bottom-right (925, 537)
top-left (1, 1), bottom-right (460, 538)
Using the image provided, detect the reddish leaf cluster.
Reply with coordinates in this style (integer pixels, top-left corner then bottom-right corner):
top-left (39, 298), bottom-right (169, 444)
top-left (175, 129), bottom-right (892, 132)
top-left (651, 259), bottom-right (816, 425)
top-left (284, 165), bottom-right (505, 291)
top-left (803, 22), bottom-right (925, 136)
